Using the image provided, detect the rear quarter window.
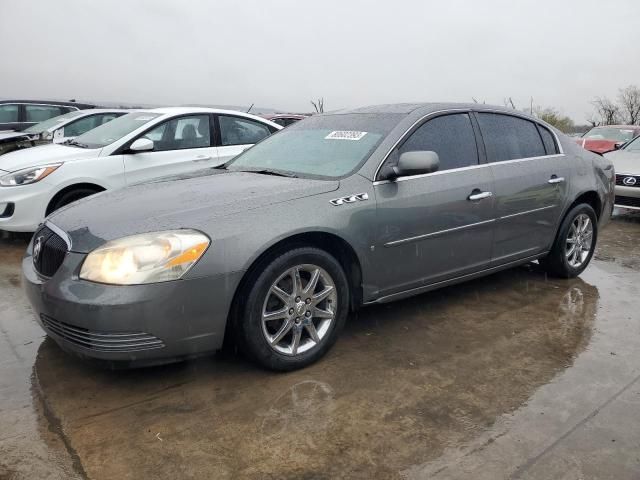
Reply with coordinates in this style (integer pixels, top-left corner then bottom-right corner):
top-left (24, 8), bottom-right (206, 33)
top-left (538, 125), bottom-right (559, 155)
top-left (477, 113), bottom-right (546, 162)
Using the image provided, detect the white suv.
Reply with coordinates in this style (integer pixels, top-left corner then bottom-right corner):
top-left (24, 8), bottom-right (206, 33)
top-left (0, 107), bottom-right (281, 232)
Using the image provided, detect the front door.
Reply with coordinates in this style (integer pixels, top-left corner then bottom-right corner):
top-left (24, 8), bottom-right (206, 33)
top-left (373, 112), bottom-right (495, 297)
top-left (123, 114), bottom-right (219, 185)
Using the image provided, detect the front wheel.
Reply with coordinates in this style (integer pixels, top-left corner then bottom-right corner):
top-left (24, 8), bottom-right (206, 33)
top-left (540, 203), bottom-right (598, 278)
top-left (235, 247), bottom-right (350, 371)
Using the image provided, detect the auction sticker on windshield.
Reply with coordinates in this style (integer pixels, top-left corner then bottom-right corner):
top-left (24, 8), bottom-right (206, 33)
top-left (325, 131), bottom-right (368, 141)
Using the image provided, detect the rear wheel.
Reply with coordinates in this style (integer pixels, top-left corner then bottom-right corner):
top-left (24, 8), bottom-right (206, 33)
top-left (235, 247), bottom-right (349, 371)
top-left (540, 203), bottom-right (598, 278)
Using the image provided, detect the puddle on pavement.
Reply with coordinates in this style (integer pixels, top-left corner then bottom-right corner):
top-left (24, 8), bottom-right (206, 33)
top-left (32, 265), bottom-right (598, 479)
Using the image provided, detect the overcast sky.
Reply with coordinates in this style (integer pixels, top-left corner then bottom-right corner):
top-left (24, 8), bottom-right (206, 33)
top-left (2, 0), bottom-right (639, 122)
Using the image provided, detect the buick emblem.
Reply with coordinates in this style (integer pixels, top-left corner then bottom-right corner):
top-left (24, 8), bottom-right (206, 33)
top-left (33, 236), bottom-right (44, 262)
top-left (623, 176), bottom-right (637, 186)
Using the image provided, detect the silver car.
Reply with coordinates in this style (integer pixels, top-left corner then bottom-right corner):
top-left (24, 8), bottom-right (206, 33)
top-left (22, 103), bottom-right (615, 370)
top-left (604, 136), bottom-right (640, 210)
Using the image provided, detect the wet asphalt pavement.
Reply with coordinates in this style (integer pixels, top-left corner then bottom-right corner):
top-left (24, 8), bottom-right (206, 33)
top-left (1, 211), bottom-right (640, 479)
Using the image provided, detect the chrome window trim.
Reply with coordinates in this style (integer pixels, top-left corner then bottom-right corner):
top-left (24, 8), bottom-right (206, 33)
top-left (372, 108), bottom-right (565, 182)
top-left (373, 153), bottom-right (566, 186)
top-left (44, 221), bottom-right (72, 250)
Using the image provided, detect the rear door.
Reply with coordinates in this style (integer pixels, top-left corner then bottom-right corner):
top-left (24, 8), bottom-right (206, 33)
top-left (474, 112), bottom-right (569, 265)
top-left (373, 112), bottom-right (496, 296)
top-left (123, 114), bottom-right (219, 184)
top-left (215, 115), bottom-right (276, 164)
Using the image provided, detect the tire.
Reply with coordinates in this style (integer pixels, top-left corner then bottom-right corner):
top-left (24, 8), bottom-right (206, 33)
top-left (47, 188), bottom-right (101, 216)
top-left (540, 203), bottom-right (598, 278)
top-left (235, 247), bottom-right (350, 371)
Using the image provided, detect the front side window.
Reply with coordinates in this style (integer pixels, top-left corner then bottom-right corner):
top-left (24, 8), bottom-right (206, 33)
top-left (73, 112), bottom-right (160, 149)
top-left (398, 113), bottom-right (479, 171)
top-left (0, 104), bottom-right (19, 123)
top-left (219, 116), bottom-right (271, 146)
top-left (477, 113), bottom-right (545, 162)
top-left (142, 115), bottom-right (210, 151)
top-left (228, 113), bottom-right (401, 179)
top-left (25, 105), bottom-right (63, 122)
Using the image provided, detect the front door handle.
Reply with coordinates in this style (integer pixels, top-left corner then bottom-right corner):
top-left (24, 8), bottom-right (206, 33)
top-left (548, 176), bottom-right (565, 184)
top-left (468, 190), bottom-right (493, 201)
top-left (192, 155), bottom-right (212, 162)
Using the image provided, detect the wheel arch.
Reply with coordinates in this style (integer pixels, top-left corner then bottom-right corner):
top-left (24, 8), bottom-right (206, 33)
top-left (232, 230), bottom-right (365, 316)
top-left (46, 182), bottom-right (107, 216)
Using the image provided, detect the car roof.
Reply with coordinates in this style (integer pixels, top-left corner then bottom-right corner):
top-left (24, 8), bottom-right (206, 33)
top-left (0, 99), bottom-right (96, 108)
top-left (74, 108), bottom-right (132, 114)
top-left (143, 106), bottom-right (282, 127)
top-left (590, 125), bottom-right (640, 129)
top-left (329, 102), bottom-right (537, 117)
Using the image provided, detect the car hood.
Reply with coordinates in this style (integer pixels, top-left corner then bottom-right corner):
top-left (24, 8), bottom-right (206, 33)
top-left (0, 131), bottom-right (35, 143)
top-left (48, 171), bottom-right (340, 252)
top-left (604, 150), bottom-right (640, 174)
top-left (575, 138), bottom-right (619, 154)
top-left (0, 143), bottom-right (99, 173)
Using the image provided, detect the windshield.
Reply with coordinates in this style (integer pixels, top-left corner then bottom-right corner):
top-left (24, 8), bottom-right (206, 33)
top-left (583, 127), bottom-right (636, 142)
top-left (23, 111), bottom-right (85, 133)
top-left (72, 112), bottom-right (160, 149)
top-left (226, 113), bottom-right (402, 178)
top-left (622, 135), bottom-right (640, 152)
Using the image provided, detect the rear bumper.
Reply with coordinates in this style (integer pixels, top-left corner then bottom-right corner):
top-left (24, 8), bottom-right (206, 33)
top-left (22, 248), bottom-right (243, 366)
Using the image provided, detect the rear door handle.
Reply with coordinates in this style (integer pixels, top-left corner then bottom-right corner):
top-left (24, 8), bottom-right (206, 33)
top-left (548, 176), bottom-right (565, 184)
top-left (468, 191), bottom-right (493, 201)
top-left (192, 155), bottom-right (212, 162)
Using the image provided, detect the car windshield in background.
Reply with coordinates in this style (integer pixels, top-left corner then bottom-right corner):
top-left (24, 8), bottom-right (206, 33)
top-left (23, 110), bottom-right (85, 133)
top-left (584, 127), bottom-right (636, 142)
top-left (227, 114), bottom-right (402, 179)
top-left (622, 136), bottom-right (640, 152)
top-left (71, 112), bottom-right (160, 149)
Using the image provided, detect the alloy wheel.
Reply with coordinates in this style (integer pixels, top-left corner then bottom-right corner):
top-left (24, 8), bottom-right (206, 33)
top-left (261, 264), bottom-right (337, 356)
top-left (565, 213), bottom-right (594, 268)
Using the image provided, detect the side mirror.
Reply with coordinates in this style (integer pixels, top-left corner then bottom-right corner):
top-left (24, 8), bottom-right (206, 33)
top-left (129, 138), bottom-right (154, 153)
top-left (614, 142), bottom-right (625, 150)
top-left (391, 151), bottom-right (440, 179)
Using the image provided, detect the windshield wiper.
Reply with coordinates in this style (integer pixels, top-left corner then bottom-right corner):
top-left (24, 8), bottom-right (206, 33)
top-left (238, 168), bottom-right (298, 178)
top-left (67, 140), bottom-right (89, 148)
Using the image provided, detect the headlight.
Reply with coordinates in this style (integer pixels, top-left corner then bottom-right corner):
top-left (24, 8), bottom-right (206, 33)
top-left (79, 230), bottom-right (210, 285)
top-left (0, 164), bottom-right (62, 187)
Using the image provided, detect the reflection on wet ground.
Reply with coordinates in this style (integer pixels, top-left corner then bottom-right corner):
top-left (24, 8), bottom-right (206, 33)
top-left (1, 209), bottom-right (639, 479)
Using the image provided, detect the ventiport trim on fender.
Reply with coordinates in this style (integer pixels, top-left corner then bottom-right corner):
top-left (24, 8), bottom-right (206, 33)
top-left (330, 193), bottom-right (369, 206)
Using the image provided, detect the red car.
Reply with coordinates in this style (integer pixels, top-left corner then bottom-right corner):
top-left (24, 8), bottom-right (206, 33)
top-left (576, 125), bottom-right (640, 154)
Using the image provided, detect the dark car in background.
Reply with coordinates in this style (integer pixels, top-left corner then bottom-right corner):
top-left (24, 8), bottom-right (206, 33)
top-left (261, 113), bottom-right (308, 127)
top-left (576, 125), bottom-right (640, 154)
top-left (23, 103), bottom-right (614, 371)
top-left (0, 100), bottom-right (96, 131)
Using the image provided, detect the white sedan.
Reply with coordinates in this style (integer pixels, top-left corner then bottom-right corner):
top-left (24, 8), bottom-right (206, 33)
top-left (0, 107), bottom-right (281, 232)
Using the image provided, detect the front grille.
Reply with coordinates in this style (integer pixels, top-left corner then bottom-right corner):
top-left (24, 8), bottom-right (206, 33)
top-left (616, 174), bottom-right (640, 187)
top-left (40, 314), bottom-right (165, 352)
top-left (615, 196), bottom-right (640, 209)
top-left (32, 226), bottom-right (68, 277)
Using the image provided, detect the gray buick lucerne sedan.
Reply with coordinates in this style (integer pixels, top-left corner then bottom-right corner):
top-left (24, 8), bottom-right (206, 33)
top-left (23, 103), bottom-right (614, 371)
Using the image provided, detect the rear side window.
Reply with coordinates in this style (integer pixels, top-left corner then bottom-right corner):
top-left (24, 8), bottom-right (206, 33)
top-left (25, 105), bottom-right (64, 122)
top-left (399, 113), bottom-right (479, 171)
top-left (538, 125), bottom-right (559, 155)
top-left (0, 104), bottom-right (19, 123)
top-left (219, 116), bottom-right (271, 146)
top-left (477, 113), bottom-right (545, 162)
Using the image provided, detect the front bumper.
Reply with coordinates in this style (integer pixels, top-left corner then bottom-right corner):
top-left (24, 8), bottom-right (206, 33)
top-left (614, 184), bottom-right (640, 211)
top-left (22, 246), bottom-right (243, 366)
top-left (0, 180), bottom-right (52, 232)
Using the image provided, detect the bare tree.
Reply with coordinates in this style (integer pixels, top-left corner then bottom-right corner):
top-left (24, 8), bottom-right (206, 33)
top-left (617, 85), bottom-right (640, 125)
top-left (310, 98), bottom-right (324, 114)
top-left (533, 107), bottom-right (574, 133)
top-left (591, 96), bottom-right (620, 125)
